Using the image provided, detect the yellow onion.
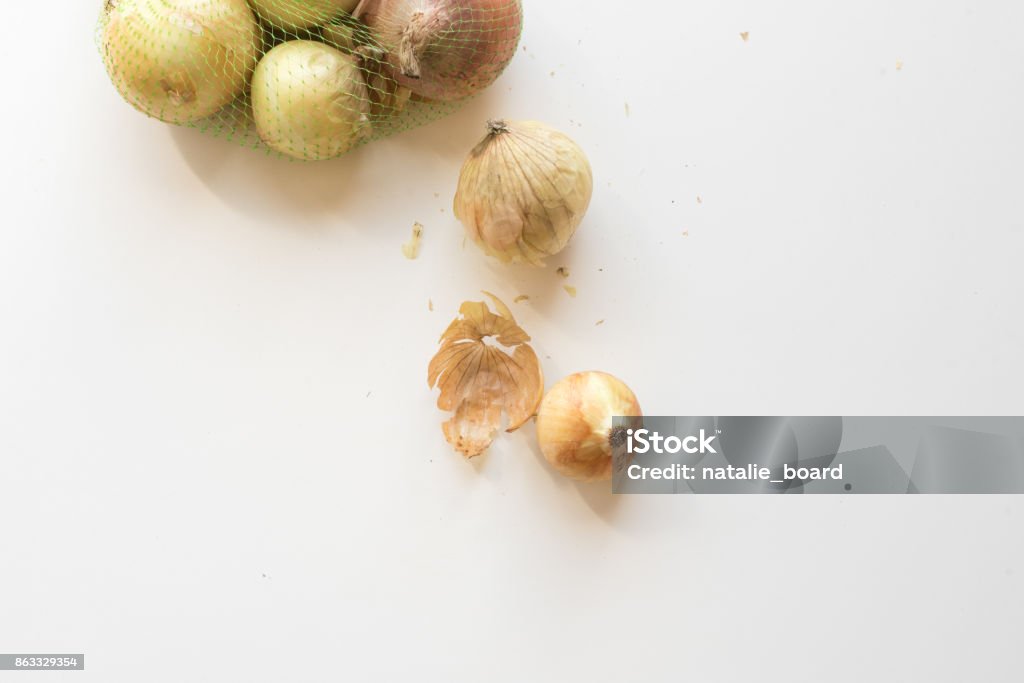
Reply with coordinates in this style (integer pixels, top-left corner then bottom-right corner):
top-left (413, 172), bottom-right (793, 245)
top-left (251, 40), bottom-right (371, 160)
top-left (535, 372), bottom-right (642, 483)
top-left (248, 0), bottom-right (359, 32)
top-left (101, 0), bottom-right (260, 124)
top-left (454, 120), bottom-right (593, 266)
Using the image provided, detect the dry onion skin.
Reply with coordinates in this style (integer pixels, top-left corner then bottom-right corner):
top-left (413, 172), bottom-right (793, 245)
top-left (355, 0), bottom-right (523, 101)
top-left (428, 294), bottom-right (543, 458)
top-left (454, 120), bottom-right (594, 266)
top-left (535, 372), bottom-right (643, 483)
top-left (321, 14), bottom-right (412, 115)
top-left (402, 222), bottom-right (424, 259)
top-left (248, 0), bottom-right (359, 32)
top-left (101, 0), bottom-right (260, 124)
top-left (251, 40), bottom-right (371, 161)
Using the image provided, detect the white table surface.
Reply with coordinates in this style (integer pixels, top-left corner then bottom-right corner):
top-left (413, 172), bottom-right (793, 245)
top-left (2, 1), bottom-right (1022, 680)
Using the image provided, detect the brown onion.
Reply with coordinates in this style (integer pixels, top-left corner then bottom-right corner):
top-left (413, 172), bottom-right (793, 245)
top-left (354, 0), bottom-right (522, 101)
top-left (536, 372), bottom-right (643, 483)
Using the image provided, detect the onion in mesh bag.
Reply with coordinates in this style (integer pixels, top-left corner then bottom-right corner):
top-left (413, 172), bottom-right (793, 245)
top-left (101, 0), bottom-right (260, 124)
top-left (251, 40), bottom-right (371, 160)
top-left (354, 0), bottom-right (523, 101)
top-left (248, 0), bottom-right (359, 32)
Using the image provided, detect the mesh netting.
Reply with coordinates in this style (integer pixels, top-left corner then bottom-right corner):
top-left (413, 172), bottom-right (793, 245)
top-left (98, 0), bottom-right (523, 160)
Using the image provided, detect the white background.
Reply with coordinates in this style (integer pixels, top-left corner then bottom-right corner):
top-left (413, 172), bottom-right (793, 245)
top-left (2, 1), bottom-right (1023, 681)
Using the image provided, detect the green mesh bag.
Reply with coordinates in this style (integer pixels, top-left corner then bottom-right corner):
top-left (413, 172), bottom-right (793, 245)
top-left (97, 0), bottom-right (523, 160)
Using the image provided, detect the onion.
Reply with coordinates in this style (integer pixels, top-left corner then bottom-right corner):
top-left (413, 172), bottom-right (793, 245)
top-left (101, 0), bottom-right (260, 124)
top-left (251, 40), bottom-right (371, 160)
top-left (355, 0), bottom-right (523, 101)
top-left (536, 372), bottom-right (643, 482)
top-left (248, 0), bottom-right (359, 31)
top-left (454, 120), bottom-right (593, 265)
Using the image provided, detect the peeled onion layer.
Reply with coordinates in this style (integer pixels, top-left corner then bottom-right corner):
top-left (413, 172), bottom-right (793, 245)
top-left (101, 0), bottom-right (260, 124)
top-left (428, 294), bottom-right (543, 458)
top-left (251, 40), bottom-right (371, 160)
top-left (248, 0), bottom-right (359, 32)
top-left (356, 0), bottom-right (523, 101)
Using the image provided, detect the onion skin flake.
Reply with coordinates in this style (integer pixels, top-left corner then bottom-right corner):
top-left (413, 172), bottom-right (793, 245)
top-left (428, 294), bottom-right (543, 458)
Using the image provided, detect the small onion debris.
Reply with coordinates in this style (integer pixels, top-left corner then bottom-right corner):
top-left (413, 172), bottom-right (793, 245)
top-left (402, 222), bottom-right (424, 259)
